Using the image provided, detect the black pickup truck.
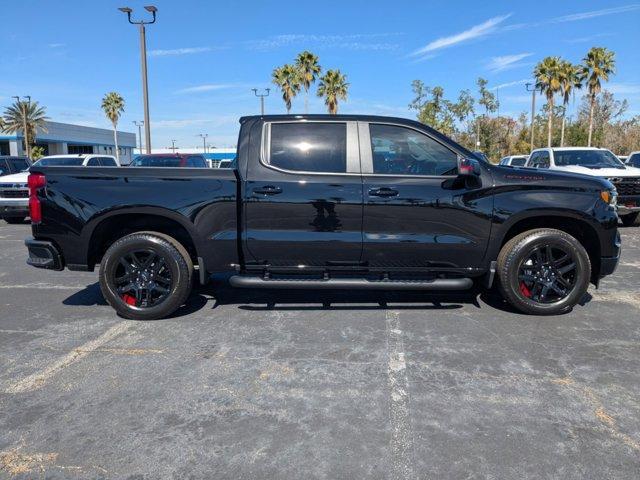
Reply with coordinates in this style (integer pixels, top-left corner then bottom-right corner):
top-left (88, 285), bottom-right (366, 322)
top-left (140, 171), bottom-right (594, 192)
top-left (25, 114), bottom-right (620, 319)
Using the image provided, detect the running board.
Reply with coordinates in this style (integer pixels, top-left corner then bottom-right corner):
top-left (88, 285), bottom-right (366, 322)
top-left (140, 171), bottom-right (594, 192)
top-left (229, 276), bottom-right (473, 291)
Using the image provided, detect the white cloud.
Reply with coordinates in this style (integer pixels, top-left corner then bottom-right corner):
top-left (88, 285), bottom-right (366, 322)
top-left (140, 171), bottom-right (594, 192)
top-left (149, 47), bottom-right (214, 57)
top-left (494, 79), bottom-right (530, 89)
top-left (174, 84), bottom-right (239, 94)
top-left (48, 43), bottom-right (65, 48)
top-left (550, 4), bottom-right (640, 23)
top-left (486, 53), bottom-right (533, 72)
top-left (246, 33), bottom-right (401, 51)
top-left (411, 14), bottom-right (511, 56)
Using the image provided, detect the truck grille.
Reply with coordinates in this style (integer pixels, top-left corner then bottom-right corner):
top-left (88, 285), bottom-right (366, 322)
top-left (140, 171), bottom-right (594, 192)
top-left (0, 189), bottom-right (28, 198)
top-left (610, 178), bottom-right (640, 196)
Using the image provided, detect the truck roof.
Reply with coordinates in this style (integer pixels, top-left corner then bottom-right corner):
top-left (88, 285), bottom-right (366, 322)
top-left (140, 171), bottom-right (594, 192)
top-left (240, 114), bottom-right (417, 124)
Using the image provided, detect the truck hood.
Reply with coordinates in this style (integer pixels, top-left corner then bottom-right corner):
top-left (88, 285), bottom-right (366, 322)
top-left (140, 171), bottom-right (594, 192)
top-left (0, 171), bottom-right (29, 184)
top-left (556, 165), bottom-right (640, 177)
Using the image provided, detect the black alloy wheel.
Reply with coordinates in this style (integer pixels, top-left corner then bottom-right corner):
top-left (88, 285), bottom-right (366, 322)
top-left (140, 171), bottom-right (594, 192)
top-left (114, 249), bottom-right (173, 308)
top-left (517, 244), bottom-right (577, 304)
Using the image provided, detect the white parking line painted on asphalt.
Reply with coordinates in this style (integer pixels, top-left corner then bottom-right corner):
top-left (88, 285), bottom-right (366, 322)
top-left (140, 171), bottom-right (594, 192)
top-left (385, 310), bottom-right (416, 480)
top-left (5, 322), bottom-right (132, 394)
top-left (0, 284), bottom-right (86, 290)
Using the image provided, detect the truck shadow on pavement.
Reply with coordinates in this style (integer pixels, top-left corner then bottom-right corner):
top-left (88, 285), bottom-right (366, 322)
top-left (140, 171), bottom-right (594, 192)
top-left (62, 280), bottom-right (593, 319)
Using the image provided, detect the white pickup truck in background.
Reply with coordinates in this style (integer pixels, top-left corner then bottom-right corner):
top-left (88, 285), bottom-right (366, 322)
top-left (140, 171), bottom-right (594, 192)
top-left (525, 147), bottom-right (640, 226)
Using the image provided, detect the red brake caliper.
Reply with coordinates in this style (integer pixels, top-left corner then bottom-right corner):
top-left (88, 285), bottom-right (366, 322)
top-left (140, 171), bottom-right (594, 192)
top-left (122, 293), bottom-right (136, 306)
top-left (520, 282), bottom-right (532, 298)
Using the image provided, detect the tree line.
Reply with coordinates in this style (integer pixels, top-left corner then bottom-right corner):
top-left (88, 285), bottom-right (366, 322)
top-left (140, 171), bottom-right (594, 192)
top-left (410, 47), bottom-right (638, 161)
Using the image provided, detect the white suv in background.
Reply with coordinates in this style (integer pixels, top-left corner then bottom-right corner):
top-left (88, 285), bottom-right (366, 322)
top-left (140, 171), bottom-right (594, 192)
top-left (0, 154), bottom-right (119, 224)
top-left (525, 147), bottom-right (640, 226)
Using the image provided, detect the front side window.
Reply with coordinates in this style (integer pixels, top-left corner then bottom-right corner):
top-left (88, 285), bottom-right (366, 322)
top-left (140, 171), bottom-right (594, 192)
top-left (530, 152), bottom-right (550, 168)
top-left (369, 124), bottom-right (457, 176)
top-left (268, 122), bottom-right (347, 173)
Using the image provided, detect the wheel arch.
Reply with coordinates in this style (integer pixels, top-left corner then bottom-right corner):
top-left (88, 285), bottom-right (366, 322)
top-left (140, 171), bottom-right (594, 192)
top-left (84, 207), bottom-right (202, 270)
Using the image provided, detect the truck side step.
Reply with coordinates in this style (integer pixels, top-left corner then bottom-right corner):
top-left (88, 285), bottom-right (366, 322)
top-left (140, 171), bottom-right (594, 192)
top-left (228, 276), bottom-right (473, 291)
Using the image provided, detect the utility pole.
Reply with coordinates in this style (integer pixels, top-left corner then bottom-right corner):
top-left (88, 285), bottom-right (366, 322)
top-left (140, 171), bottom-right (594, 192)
top-left (170, 140), bottom-right (177, 153)
top-left (13, 96), bottom-right (31, 158)
top-left (199, 134), bottom-right (208, 153)
top-left (119, 6), bottom-right (157, 153)
top-left (252, 88), bottom-right (270, 115)
top-left (526, 83), bottom-right (537, 152)
top-left (132, 120), bottom-right (144, 153)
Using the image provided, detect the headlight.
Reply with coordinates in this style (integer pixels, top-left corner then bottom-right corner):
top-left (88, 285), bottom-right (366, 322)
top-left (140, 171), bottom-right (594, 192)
top-left (600, 190), bottom-right (617, 206)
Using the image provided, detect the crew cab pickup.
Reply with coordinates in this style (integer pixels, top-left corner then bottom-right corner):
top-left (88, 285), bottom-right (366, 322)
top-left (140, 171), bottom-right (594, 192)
top-left (25, 115), bottom-right (621, 319)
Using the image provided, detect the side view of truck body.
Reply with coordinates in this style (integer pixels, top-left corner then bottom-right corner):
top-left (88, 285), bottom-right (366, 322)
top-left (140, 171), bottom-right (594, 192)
top-left (26, 114), bottom-right (621, 319)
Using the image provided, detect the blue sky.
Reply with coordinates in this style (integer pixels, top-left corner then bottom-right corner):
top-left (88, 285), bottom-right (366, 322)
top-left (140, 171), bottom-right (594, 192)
top-left (1, 0), bottom-right (639, 148)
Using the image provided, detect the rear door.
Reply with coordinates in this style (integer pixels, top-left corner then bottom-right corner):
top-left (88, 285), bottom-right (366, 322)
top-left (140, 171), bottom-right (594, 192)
top-left (244, 120), bottom-right (363, 268)
top-left (360, 121), bottom-right (492, 269)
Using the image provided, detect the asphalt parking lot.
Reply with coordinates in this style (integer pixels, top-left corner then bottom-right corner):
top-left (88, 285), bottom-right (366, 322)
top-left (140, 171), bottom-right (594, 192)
top-left (0, 221), bottom-right (639, 479)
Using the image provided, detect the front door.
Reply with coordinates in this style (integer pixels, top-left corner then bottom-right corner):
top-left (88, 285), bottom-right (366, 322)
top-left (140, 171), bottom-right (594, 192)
top-left (244, 120), bottom-right (363, 268)
top-left (360, 122), bottom-right (492, 269)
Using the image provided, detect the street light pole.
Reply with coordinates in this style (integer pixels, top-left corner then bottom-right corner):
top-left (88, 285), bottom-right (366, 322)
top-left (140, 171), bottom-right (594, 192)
top-left (252, 88), bottom-right (270, 115)
top-left (119, 6), bottom-right (157, 154)
top-left (171, 140), bottom-right (177, 153)
top-left (13, 95), bottom-right (31, 158)
top-left (199, 134), bottom-right (208, 153)
top-left (132, 120), bottom-right (144, 153)
top-left (526, 83), bottom-right (537, 152)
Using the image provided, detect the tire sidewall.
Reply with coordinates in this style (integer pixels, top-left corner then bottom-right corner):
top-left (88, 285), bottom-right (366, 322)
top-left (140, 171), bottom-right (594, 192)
top-left (502, 232), bottom-right (590, 315)
top-left (99, 234), bottom-right (190, 320)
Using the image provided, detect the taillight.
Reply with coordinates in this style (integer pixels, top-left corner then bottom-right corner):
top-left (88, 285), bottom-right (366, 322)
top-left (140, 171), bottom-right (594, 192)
top-left (28, 173), bottom-right (46, 224)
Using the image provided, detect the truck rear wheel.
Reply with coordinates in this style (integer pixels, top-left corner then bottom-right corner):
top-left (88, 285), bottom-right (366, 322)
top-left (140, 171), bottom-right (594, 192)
top-left (497, 228), bottom-right (590, 315)
top-left (99, 231), bottom-right (193, 320)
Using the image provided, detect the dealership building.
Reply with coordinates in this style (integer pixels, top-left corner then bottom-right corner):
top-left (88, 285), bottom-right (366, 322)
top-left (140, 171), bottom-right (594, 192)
top-left (0, 121), bottom-right (137, 163)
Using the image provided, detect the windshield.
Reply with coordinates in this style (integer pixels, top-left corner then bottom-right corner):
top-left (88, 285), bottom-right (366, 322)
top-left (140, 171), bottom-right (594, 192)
top-left (554, 150), bottom-right (625, 169)
top-left (33, 157), bottom-right (85, 166)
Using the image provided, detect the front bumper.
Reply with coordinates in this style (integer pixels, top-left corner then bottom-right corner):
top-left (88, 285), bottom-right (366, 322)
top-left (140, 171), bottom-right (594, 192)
top-left (617, 195), bottom-right (640, 215)
top-left (25, 237), bottom-right (64, 271)
top-left (0, 197), bottom-right (29, 218)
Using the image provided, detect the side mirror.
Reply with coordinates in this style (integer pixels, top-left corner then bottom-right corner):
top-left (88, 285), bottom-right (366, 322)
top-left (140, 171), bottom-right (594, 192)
top-left (458, 156), bottom-right (481, 176)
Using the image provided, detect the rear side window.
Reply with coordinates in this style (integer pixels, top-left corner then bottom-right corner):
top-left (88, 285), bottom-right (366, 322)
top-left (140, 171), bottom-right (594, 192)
top-left (100, 157), bottom-right (118, 166)
top-left (268, 122), bottom-right (347, 173)
top-left (87, 158), bottom-right (101, 166)
top-left (8, 159), bottom-right (29, 172)
top-left (186, 155), bottom-right (207, 168)
top-left (511, 157), bottom-right (527, 166)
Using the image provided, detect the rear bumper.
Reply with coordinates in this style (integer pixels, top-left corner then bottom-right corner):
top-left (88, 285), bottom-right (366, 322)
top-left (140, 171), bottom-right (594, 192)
top-left (617, 195), bottom-right (640, 215)
top-left (25, 237), bottom-right (64, 271)
top-left (0, 197), bottom-right (29, 218)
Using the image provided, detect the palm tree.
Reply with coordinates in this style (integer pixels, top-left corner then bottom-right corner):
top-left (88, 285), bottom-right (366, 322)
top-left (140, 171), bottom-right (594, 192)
top-left (1, 99), bottom-right (48, 157)
top-left (101, 92), bottom-right (125, 162)
top-left (581, 47), bottom-right (615, 146)
top-left (558, 61), bottom-right (582, 147)
top-left (272, 64), bottom-right (301, 113)
top-left (534, 56), bottom-right (562, 147)
top-left (295, 51), bottom-right (321, 114)
top-left (317, 69), bottom-right (349, 115)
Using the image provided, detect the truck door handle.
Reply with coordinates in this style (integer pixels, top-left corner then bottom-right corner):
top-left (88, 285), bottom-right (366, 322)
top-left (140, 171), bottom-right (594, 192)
top-left (368, 187), bottom-right (398, 197)
top-left (253, 185), bottom-right (282, 195)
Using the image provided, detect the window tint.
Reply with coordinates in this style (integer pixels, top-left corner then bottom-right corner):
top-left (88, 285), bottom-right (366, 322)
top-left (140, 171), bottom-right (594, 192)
top-left (34, 157), bottom-right (85, 166)
top-left (0, 160), bottom-right (6, 176)
top-left (511, 157), bottom-right (527, 166)
top-left (87, 158), bottom-right (101, 166)
top-left (186, 155), bottom-right (207, 168)
top-left (268, 122), bottom-right (347, 173)
top-left (100, 157), bottom-right (118, 166)
top-left (629, 153), bottom-right (640, 168)
top-left (529, 152), bottom-right (550, 168)
top-left (8, 159), bottom-right (29, 172)
top-left (369, 124), bottom-right (457, 175)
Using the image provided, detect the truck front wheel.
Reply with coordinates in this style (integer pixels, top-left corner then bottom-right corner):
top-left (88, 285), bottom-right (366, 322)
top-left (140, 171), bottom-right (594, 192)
top-left (497, 228), bottom-right (591, 315)
top-left (99, 231), bottom-right (193, 320)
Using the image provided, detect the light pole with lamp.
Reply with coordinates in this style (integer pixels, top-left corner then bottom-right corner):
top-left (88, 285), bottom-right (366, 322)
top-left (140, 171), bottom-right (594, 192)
top-left (199, 134), bottom-right (208, 153)
top-left (118, 5), bottom-right (157, 154)
top-left (170, 140), bottom-right (177, 153)
top-left (132, 120), bottom-right (144, 153)
top-left (252, 88), bottom-right (270, 115)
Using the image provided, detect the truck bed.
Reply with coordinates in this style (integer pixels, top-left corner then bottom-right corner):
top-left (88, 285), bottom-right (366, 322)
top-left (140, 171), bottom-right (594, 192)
top-left (29, 166), bottom-right (239, 273)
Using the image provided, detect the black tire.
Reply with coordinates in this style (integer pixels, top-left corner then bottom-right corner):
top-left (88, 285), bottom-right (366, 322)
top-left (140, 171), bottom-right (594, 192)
top-left (99, 231), bottom-right (193, 320)
top-left (497, 228), bottom-right (591, 315)
top-left (4, 217), bottom-right (26, 224)
top-left (621, 212), bottom-right (639, 227)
